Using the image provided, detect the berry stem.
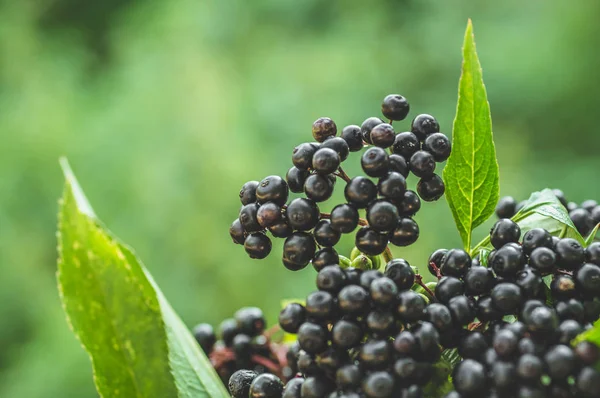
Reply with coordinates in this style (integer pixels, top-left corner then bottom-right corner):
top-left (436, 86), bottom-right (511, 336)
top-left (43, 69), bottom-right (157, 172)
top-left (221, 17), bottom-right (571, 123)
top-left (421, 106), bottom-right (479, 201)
top-left (415, 274), bottom-right (437, 302)
top-left (251, 355), bottom-right (284, 379)
top-left (429, 261), bottom-right (443, 280)
top-left (334, 166), bottom-right (352, 183)
top-left (555, 268), bottom-right (573, 276)
top-left (382, 246), bottom-right (393, 263)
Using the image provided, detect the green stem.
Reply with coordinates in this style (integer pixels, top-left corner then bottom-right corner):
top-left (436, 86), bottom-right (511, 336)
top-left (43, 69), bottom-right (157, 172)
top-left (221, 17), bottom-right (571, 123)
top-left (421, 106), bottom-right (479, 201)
top-left (382, 246), bottom-right (393, 263)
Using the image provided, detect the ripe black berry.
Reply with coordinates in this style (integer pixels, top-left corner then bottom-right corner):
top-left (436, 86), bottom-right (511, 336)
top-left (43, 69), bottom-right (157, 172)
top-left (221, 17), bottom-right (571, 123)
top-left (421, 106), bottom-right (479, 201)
top-left (570, 207), bottom-right (594, 236)
top-left (521, 227), bottom-right (553, 254)
top-left (338, 284), bottom-right (370, 315)
top-left (229, 370), bottom-right (258, 398)
top-left (464, 265), bottom-right (495, 296)
top-left (292, 143), bottom-right (318, 170)
top-left (359, 339), bottom-right (392, 369)
top-left (397, 290), bottom-right (426, 322)
top-left (575, 263), bottom-right (600, 296)
top-left (378, 172), bottom-right (407, 200)
top-left (239, 203), bottom-right (261, 232)
top-left (301, 376), bottom-right (334, 398)
top-left (440, 248), bottom-right (472, 278)
top-left (345, 177), bottom-right (377, 208)
top-left (423, 132), bottom-right (451, 162)
top-left (313, 220), bottom-right (341, 247)
top-left (330, 203), bottom-right (359, 233)
top-left (367, 200), bottom-right (399, 232)
top-left (490, 218), bottom-right (521, 249)
top-left (286, 166), bottom-right (310, 194)
top-left (409, 150), bottom-right (436, 178)
top-left (397, 190), bottom-right (421, 216)
top-left (555, 238), bottom-right (585, 269)
top-left (282, 378), bottom-right (303, 398)
top-left (362, 147), bottom-right (390, 177)
top-left (382, 94), bottom-right (410, 121)
top-left (575, 341), bottom-right (600, 366)
top-left (577, 367), bottom-right (600, 398)
top-left (384, 258), bottom-right (415, 290)
top-left (388, 154), bottom-right (409, 177)
top-left (257, 202), bottom-right (283, 228)
top-left (435, 276), bottom-right (464, 304)
top-left (493, 329), bottom-right (518, 358)
top-left (370, 123), bottom-right (396, 148)
top-left (297, 322), bottom-right (328, 354)
top-left (529, 246), bottom-right (557, 274)
top-left (355, 227), bottom-right (388, 255)
top-left (544, 344), bottom-right (576, 379)
top-left (477, 296), bottom-right (503, 321)
top-left (193, 323), bottom-right (216, 354)
top-left (426, 303), bottom-right (453, 331)
top-left (495, 196), bottom-right (517, 219)
top-left (332, 319), bottom-right (363, 348)
top-left (305, 290), bottom-right (336, 320)
top-left (279, 303), bottom-right (306, 333)
top-left (359, 270), bottom-right (383, 289)
top-left (219, 318), bottom-right (238, 346)
top-left (341, 125), bottom-right (364, 152)
top-left (321, 136), bottom-right (350, 162)
top-left (416, 174), bottom-right (445, 201)
top-left (411, 114), bottom-right (439, 140)
top-left (282, 232), bottom-right (316, 271)
top-left (556, 298), bottom-right (585, 323)
top-left (525, 305), bottom-right (559, 334)
top-left (286, 198), bottom-right (320, 231)
top-left (312, 147), bottom-right (340, 175)
top-left (244, 233), bottom-right (272, 259)
top-left (312, 117), bottom-right (337, 143)
top-left (586, 242), bottom-right (600, 265)
top-left (448, 295), bottom-right (475, 325)
top-left (515, 267), bottom-right (544, 299)
top-left (240, 181), bottom-right (259, 205)
top-left (361, 117), bottom-right (384, 145)
top-left (489, 244), bottom-right (525, 277)
top-left (491, 282), bottom-right (522, 314)
top-left (268, 219), bottom-right (293, 238)
top-left (557, 319), bottom-right (583, 344)
top-left (452, 359), bottom-right (487, 396)
top-left (249, 373), bottom-right (284, 398)
top-left (304, 174), bottom-right (334, 202)
top-left (362, 371), bottom-right (395, 398)
top-left (458, 332), bottom-right (488, 360)
top-left (312, 247), bottom-right (339, 272)
top-left (256, 175), bottom-right (289, 205)
top-left (336, 364), bottom-right (362, 390)
top-left (230, 218), bottom-right (246, 245)
top-left (370, 277), bottom-right (399, 305)
top-left (366, 309), bottom-right (396, 335)
top-left (232, 333), bottom-right (252, 359)
top-left (317, 265), bottom-right (347, 293)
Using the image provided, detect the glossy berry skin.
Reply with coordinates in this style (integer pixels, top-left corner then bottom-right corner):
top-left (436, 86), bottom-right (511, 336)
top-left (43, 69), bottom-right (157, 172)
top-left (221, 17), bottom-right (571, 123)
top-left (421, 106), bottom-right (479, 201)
top-left (428, 248), bottom-right (447, 277)
top-left (529, 246), bottom-right (557, 274)
top-left (555, 298), bottom-right (585, 323)
top-left (361, 117), bottom-right (384, 145)
top-left (336, 364), bottom-right (362, 390)
top-left (393, 132), bottom-right (420, 159)
top-left (426, 303), bottom-right (453, 332)
top-left (229, 370), bottom-right (258, 398)
top-left (249, 373), bottom-right (284, 398)
top-left (304, 174), bottom-right (334, 202)
top-left (362, 371), bottom-right (395, 398)
top-left (268, 220), bottom-right (293, 238)
top-left (577, 367), bottom-right (600, 398)
top-left (321, 136), bottom-right (350, 161)
top-left (489, 244), bottom-right (525, 277)
top-left (292, 143), bottom-right (318, 170)
top-left (312, 147), bottom-right (340, 175)
top-left (389, 218), bottom-right (419, 247)
top-left (411, 114), bottom-right (439, 140)
top-left (345, 177), bottom-right (378, 208)
top-left (256, 175), bottom-right (289, 205)
top-left (448, 295), bottom-right (475, 326)
top-left (570, 207), bottom-right (595, 236)
top-left (313, 220), bottom-right (341, 247)
top-left (397, 290), bottom-right (426, 322)
top-left (388, 154), bottom-right (409, 178)
top-left (397, 190), bottom-right (421, 216)
top-left (409, 150), bottom-right (436, 178)
top-left (458, 332), bottom-right (488, 360)
top-left (490, 218), bottom-right (521, 249)
top-left (491, 282), bottom-right (522, 314)
top-left (435, 276), bottom-right (464, 304)
top-left (239, 181), bottom-right (259, 205)
top-left (279, 303), bottom-right (306, 333)
top-left (545, 345), bottom-right (577, 379)
top-left (332, 319), bottom-right (363, 348)
top-left (370, 277), bottom-right (399, 305)
top-left (359, 339), bottom-right (392, 369)
top-left (229, 218), bottom-right (246, 245)
top-left (464, 265), bottom-right (495, 296)
top-left (286, 167), bottom-right (309, 193)
top-left (378, 172), bottom-right (407, 200)
top-left (282, 232), bottom-right (316, 271)
top-left (355, 227), bottom-right (388, 255)
top-left (359, 270), bottom-right (382, 289)
top-left (235, 307), bottom-right (265, 336)
top-left (232, 333), bottom-right (252, 359)
top-left (282, 378), bottom-right (303, 398)
top-left (441, 249), bottom-right (472, 278)
top-left (370, 123), bottom-right (396, 148)
top-left (452, 359), bottom-right (487, 396)
top-left (297, 322), bottom-right (328, 354)
top-left (525, 305), bottom-right (559, 334)
top-left (382, 94), bottom-right (410, 120)
top-left (330, 203), bottom-right (359, 233)
top-left (575, 341), bottom-right (600, 366)
top-left (256, 202), bottom-right (282, 228)
top-left (239, 203), bottom-right (261, 232)
top-left (219, 318), bottom-right (238, 347)
top-left (575, 263), bottom-right (600, 296)
top-left (367, 200), bottom-right (399, 232)
top-left (305, 291), bottom-right (336, 320)
top-left (384, 259), bottom-right (415, 290)
top-left (423, 133), bottom-right (451, 162)
top-left (338, 285), bottom-right (370, 315)
top-left (286, 198), bottom-right (320, 231)
top-left (244, 233), bottom-right (272, 259)
top-left (317, 265), bottom-right (347, 293)
top-left (362, 147), bottom-right (390, 177)
top-left (341, 125), bottom-right (364, 152)
top-left (477, 296), bottom-right (503, 321)
top-left (522, 227), bottom-right (553, 254)
top-left (417, 174), bottom-right (445, 201)
top-left (367, 310), bottom-right (396, 335)
top-left (493, 329), bottom-right (518, 358)
top-left (312, 247), bottom-right (339, 272)
top-left (587, 242), bottom-right (600, 265)
top-left (555, 238), bottom-right (585, 269)
top-left (495, 196), bottom-right (517, 219)
top-left (192, 323), bottom-right (216, 354)
top-left (515, 268), bottom-right (544, 299)
top-left (312, 117), bottom-right (337, 142)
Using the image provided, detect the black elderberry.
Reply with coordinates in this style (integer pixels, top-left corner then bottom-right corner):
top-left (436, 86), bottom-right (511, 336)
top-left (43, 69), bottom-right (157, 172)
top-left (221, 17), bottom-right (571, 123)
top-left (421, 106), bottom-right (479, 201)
top-left (555, 238), bottom-right (585, 269)
top-left (268, 219), bottom-right (293, 238)
top-left (378, 171), bottom-right (407, 200)
top-left (570, 208), bottom-right (595, 236)
top-left (409, 150), bottom-right (436, 178)
top-left (402, 385), bottom-right (423, 398)
top-left (362, 147), bottom-right (390, 177)
top-left (397, 190), bottom-right (421, 216)
top-left (493, 329), bottom-right (518, 358)
top-left (297, 322), bottom-right (328, 354)
top-left (584, 298), bottom-right (600, 323)
top-left (545, 345), bottom-right (577, 379)
top-left (556, 298), bottom-right (585, 323)
top-left (416, 174), bottom-right (445, 202)
top-left (516, 353), bottom-right (543, 382)
top-left (345, 176), bottom-right (378, 208)
top-left (282, 378), bottom-right (303, 398)
top-left (330, 203), bottom-right (359, 233)
top-left (297, 351), bottom-right (318, 376)
top-left (336, 364), bottom-right (362, 391)
top-left (312, 147), bottom-right (340, 175)
top-left (384, 258), bottom-right (415, 290)
top-left (239, 203), bottom-right (262, 232)
top-left (359, 339), bottom-right (392, 369)
top-left (341, 124), bottom-right (364, 152)
top-left (286, 167), bottom-right (309, 193)
top-left (452, 359), bottom-right (487, 396)
top-left (219, 318), bottom-right (238, 347)
top-left (435, 276), bottom-right (464, 304)
top-left (521, 227), bottom-right (553, 254)
top-left (490, 218), bottom-right (521, 249)
top-left (303, 174), bottom-right (334, 202)
top-left (370, 123), bottom-right (396, 148)
top-left (423, 132), bottom-right (451, 162)
top-left (426, 303), bottom-right (453, 331)
top-left (282, 232), bottom-right (316, 271)
top-left (477, 296), bottom-right (503, 322)
top-left (312, 247), bottom-right (339, 272)
top-left (256, 175), bottom-right (289, 205)
top-left (592, 205), bottom-right (600, 224)
top-left (491, 361), bottom-right (516, 391)
top-left (321, 136), bottom-right (350, 161)
top-left (256, 202), bottom-right (282, 228)
top-left (526, 305), bottom-right (559, 334)
top-left (315, 347), bottom-right (348, 374)
top-left (397, 290), bottom-right (426, 322)
top-left (332, 319), bottom-right (363, 348)
top-left (392, 132), bottom-right (420, 159)
top-left (495, 196), bottom-right (517, 219)
top-left (393, 357), bottom-right (418, 382)
top-left (249, 373), bottom-right (284, 398)
top-left (515, 267), bottom-right (544, 299)
top-left (229, 370), bottom-right (258, 398)
top-left (312, 117), bottom-right (337, 143)
top-left (244, 233), bottom-right (272, 259)
top-left (355, 227), bottom-right (389, 255)
top-left (363, 371), bottom-right (395, 398)
top-left (529, 246), bottom-right (557, 274)
top-left (557, 319), bottom-right (583, 344)
top-left (235, 307), bottom-right (266, 337)
top-left (230, 218), bottom-right (246, 245)
top-left (394, 331), bottom-right (417, 356)
top-left (575, 263), bottom-right (600, 296)
top-left (292, 143), bottom-right (318, 171)
top-left (440, 249), bottom-right (472, 278)
top-left (575, 341), bottom-right (600, 366)
top-left (552, 188), bottom-right (568, 207)
top-left (286, 198), bottom-right (319, 231)
top-left (239, 181), bottom-right (260, 205)
top-left (458, 332), bottom-right (488, 360)
top-left (388, 154), bottom-right (409, 178)
top-left (551, 274), bottom-right (577, 299)
top-left (370, 277), bottom-right (399, 306)
top-left (316, 266), bottom-right (346, 294)
top-left (586, 242), bottom-right (600, 265)
top-left (232, 333), bottom-right (252, 359)
top-left (338, 284), bottom-right (370, 315)
top-left (382, 94), bottom-right (410, 121)
top-left (361, 117), bottom-right (384, 145)
top-left (413, 321), bottom-right (441, 356)
top-left (305, 291), bottom-right (336, 321)
top-left (411, 114), bottom-right (439, 140)
top-left (464, 265), bottom-right (495, 296)
top-left (312, 220), bottom-right (340, 247)
top-left (448, 295), bottom-right (475, 325)
top-left (489, 244), bottom-right (525, 277)
top-left (491, 282), bottom-right (522, 314)
top-left (301, 376), bottom-right (334, 398)
top-left (577, 367), bottom-right (600, 398)
top-left (360, 270), bottom-right (383, 289)
top-left (367, 309), bottom-right (396, 335)
top-left (279, 303), bottom-right (306, 334)
top-left (427, 248), bottom-right (447, 277)
top-left (367, 200), bottom-right (399, 232)
top-left (192, 323), bottom-right (216, 354)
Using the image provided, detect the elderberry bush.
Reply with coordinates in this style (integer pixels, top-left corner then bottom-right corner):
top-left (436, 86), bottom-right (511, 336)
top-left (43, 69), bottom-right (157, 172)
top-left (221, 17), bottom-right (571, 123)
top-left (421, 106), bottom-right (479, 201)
top-left (230, 94), bottom-right (451, 271)
top-left (495, 189), bottom-right (600, 237)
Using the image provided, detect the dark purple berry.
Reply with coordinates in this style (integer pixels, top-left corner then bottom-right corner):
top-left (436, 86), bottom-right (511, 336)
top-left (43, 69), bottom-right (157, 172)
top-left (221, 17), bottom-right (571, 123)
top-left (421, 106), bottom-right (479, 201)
top-left (312, 117), bottom-right (337, 142)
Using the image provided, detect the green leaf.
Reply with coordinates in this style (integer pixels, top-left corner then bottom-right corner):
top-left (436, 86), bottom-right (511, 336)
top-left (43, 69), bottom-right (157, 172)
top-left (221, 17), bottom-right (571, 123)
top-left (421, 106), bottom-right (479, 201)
top-left (472, 189), bottom-right (585, 256)
top-left (585, 223), bottom-right (600, 246)
top-left (443, 19), bottom-right (499, 252)
top-left (57, 158), bottom-right (229, 398)
top-left (423, 349), bottom-right (457, 397)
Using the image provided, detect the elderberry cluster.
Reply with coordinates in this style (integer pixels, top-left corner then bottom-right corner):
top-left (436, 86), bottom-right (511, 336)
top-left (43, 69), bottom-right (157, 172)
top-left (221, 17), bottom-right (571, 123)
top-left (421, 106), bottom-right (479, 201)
top-left (496, 189), bottom-right (600, 237)
top-left (230, 94), bottom-right (451, 271)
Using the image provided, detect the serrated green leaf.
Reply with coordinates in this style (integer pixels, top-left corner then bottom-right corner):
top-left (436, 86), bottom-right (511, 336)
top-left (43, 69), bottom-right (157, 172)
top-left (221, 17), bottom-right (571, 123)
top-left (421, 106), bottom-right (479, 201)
top-left (423, 350), bottom-right (457, 397)
top-left (585, 223), bottom-right (600, 246)
top-left (443, 19), bottom-right (499, 252)
top-left (57, 158), bottom-right (228, 398)
top-left (472, 189), bottom-right (585, 256)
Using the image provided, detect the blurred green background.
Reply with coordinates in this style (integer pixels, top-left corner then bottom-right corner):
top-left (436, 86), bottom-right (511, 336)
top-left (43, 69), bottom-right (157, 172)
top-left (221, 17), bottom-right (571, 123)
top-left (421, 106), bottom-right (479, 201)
top-left (1, 0), bottom-right (599, 396)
